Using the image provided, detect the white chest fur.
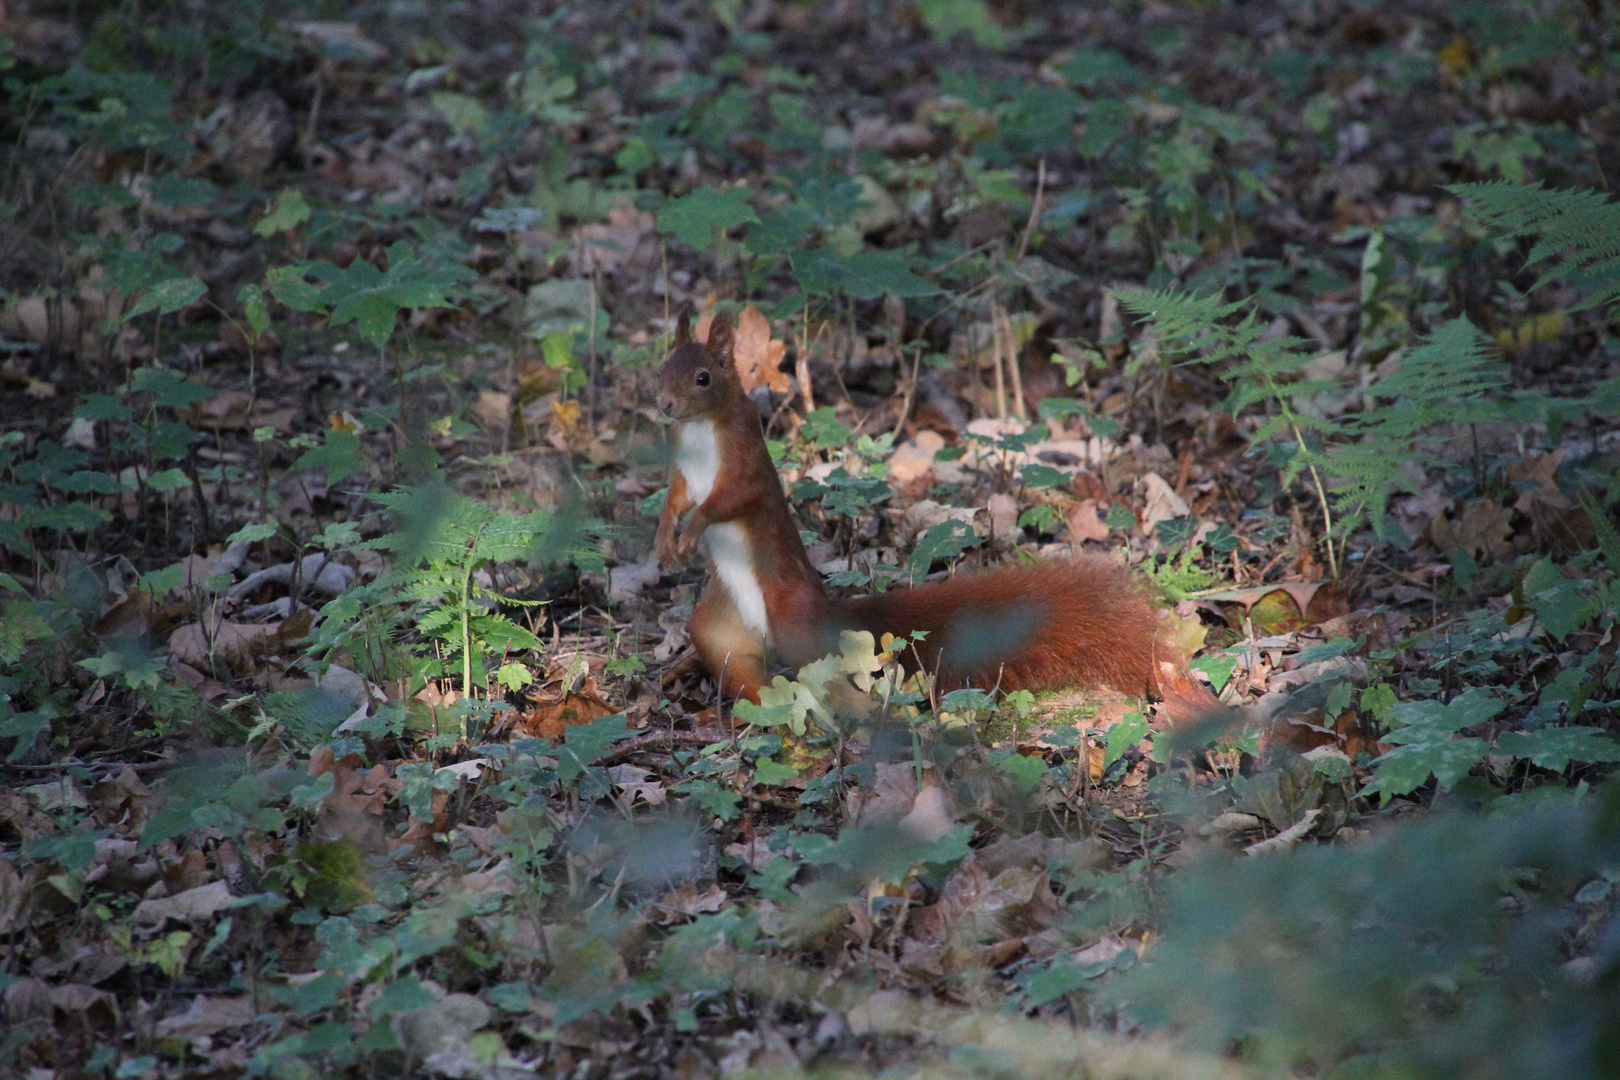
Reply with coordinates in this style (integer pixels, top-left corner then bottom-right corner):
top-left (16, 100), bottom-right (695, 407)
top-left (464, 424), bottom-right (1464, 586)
top-left (674, 420), bottom-right (770, 642)
top-left (705, 522), bottom-right (772, 643)
top-left (676, 420), bottom-right (719, 505)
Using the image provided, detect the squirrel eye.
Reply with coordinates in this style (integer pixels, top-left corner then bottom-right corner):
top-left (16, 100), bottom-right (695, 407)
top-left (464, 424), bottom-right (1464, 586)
top-left (695, 370), bottom-right (711, 387)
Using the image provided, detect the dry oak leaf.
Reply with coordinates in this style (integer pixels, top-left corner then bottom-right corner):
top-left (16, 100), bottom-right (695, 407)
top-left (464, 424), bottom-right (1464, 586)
top-left (169, 619), bottom-right (281, 674)
top-left (1506, 449), bottom-right (1570, 514)
top-left (1066, 499), bottom-right (1109, 543)
top-left (733, 304), bottom-right (791, 393)
top-left (1429, 497), bottom-right (1514, 560)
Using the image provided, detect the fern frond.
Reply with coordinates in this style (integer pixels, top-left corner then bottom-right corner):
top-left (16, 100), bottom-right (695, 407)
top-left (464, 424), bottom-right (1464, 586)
top-left (1450, 181), bottom-right (1620, 311)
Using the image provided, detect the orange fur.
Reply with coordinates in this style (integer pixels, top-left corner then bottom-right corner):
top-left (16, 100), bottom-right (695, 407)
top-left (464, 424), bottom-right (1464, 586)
top-left (655, 312), bottom-right (1220, 723)
top-left (828, 555), bottom-right (1162, 697)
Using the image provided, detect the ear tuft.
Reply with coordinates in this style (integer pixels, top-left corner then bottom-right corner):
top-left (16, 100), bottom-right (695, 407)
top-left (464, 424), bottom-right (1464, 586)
top-left (673, 311), bottom-right (692, 347)
top-left (707, 310), bottom-right (735, 361)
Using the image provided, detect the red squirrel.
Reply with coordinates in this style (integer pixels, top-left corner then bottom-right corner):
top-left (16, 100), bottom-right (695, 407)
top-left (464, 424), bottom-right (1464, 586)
top-left (654, 311), bottom-right (1218, 721)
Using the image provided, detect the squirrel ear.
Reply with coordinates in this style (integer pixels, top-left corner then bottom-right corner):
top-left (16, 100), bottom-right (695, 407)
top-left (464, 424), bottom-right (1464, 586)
top-left (673, 311), bottom-right (692, 346)
top-left (707, 310), bottom-right (735, 362)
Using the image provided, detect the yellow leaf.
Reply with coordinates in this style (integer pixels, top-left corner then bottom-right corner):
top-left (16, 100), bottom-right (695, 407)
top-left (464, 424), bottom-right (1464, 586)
top-left (1437, 35), bottom-right (1472, 79)
top-left (1494, 310), bottom-right (1565, 351)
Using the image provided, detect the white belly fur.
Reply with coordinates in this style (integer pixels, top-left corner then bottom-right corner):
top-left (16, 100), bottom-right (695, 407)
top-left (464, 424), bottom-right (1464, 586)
top-left (676, 421), bottom-right (771, 643)
top-left (677, 420), bottom-right (719, 505)
top-left (705, 524), bottom-right (772, 643)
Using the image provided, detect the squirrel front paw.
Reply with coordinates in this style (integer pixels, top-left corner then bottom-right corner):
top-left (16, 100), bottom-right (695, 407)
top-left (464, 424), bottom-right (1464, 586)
top-left (675, 523), bottom-right (704, 562)
top-left (655, 527), bottom-right (679, 568)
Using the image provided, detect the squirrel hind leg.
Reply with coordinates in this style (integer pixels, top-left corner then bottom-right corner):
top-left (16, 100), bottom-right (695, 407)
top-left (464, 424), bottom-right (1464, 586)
top-left (691, 581), bottom-right (770, 704)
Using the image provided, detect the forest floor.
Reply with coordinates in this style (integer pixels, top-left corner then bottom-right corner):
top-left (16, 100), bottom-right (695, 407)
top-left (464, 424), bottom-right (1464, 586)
top-left (1, 1), bottom-right (1619, 1077)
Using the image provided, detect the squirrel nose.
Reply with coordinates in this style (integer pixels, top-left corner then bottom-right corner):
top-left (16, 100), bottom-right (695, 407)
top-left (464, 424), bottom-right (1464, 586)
top-left (658, 397), bottom-right (673, 415)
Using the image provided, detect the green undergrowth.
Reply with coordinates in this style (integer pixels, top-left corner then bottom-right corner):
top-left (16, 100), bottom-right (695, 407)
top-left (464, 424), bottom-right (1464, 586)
top-left (3, 0), bottom-right (1620, 1077)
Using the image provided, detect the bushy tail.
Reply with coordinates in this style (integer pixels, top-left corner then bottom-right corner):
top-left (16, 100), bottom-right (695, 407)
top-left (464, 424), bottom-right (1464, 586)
top-left (832, 554), bottom-right (1221, 722)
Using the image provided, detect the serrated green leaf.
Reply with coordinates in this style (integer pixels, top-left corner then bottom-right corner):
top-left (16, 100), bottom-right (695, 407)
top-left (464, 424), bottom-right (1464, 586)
top-left (657, 186), bottom-right (759, 250)
top-left (124, 276), bottom-right (206, 321)
top-left (292, 430), bottom-right (365, 485)
top-left (254, 189), bottom-right (311, 238)
top-left (1495, 726), bottom-right (1620, 772)
top-left (793, 248), bottom-right (938, 299)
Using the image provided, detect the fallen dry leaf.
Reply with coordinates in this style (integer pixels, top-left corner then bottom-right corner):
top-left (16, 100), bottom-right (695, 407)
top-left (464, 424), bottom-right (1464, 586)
top-left (1066, 499), bottom-right (1109, 542)
top-left (133, 880), bottom-right (233, 926)
top-left (1139, 472), bottom-right (1189, 532)
top-left (732, 304), bottom-right (792, 394)
top-left (156, 995), bottom-right (255, 1039)
top-left (1429, 498), bottom-right (1514, 561)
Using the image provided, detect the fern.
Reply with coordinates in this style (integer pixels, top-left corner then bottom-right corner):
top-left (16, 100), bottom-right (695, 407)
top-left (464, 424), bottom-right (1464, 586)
top-left (1116, 287), bottom-right (1343, 571)
top-left (1450, 181), bottom-right (1620, 312)
top-left (313, 484), bottom-right (605, 707)
top-left (1331, 318), bottom-right (1506, 540)
top-left (1118, 292), bottom-right (1509, 560)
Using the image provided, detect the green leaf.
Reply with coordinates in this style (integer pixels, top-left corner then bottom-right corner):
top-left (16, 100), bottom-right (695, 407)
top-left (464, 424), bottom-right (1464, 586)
top-left (1529, 580), bottom-right (1591, 642)
top-left (266, 264), bottom-right (327, 313)
top-left (916, 0), bottom-right (1007, 49)
top-left (127, 369), bottom-right (212, 408)
top-left (556, 713), bottom-right (634, 786)
top-left (1362, 737), bottom-right (1488, 801)
top-left (239, 283), bottom-right (271, 339)
top-left (254, 189), bottom-right (311, 238)
top-left (657, 186), bottom-right (759, 250)
top-left (753, 758), bottom-right (800, 786)
top-left (793, 248), bottom-right (939, 299)
top-left (1104, 712), bottom-right (1150, 772)
top-left (1020, 464), bottom-right (1068, 489)
top-left (124, 276), bottom-right (206, 321)
top-left (989, 747), bottom-right (1050, 793)
top-left (1495, 726), bottom-right (1620, 772)
top-left (430, 91), bottom-right (492, 143)
top-left (1189, 652), bottom-right (1239, 694)
top-left (1, 704), bottom-right (58, 762)
top-left (291, 430), bottom-right (366, 485)
top-left (799, 406), bottom-right (851, 449)
top-left (317, 242), bottom-right (476, 348)
top-left (1386, 688), bottom-right (1504, 738)
top-left (228, 521), bottom-right (279, 544)
top-left (906, 519), bottom-right (982, 581)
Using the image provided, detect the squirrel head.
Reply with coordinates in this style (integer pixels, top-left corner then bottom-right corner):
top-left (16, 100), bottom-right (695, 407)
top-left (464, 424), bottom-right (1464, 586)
top-left (656, 310), bottom-right (740, 421)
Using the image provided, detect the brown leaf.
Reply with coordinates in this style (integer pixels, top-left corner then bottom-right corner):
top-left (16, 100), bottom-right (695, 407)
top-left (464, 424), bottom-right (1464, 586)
top-left (1065, 499), bottom-right (1109, 543)
top-left (156, 995), bottom-right (255, 1039)
top-left (519, 677), bottom-right (616, 741)
top-left (1429, 498), bottom-right (1514, 560)
top-left (168, 618), bottom-right (282, 674)
top-left (133, 880), bottom-right (233, 926)
top-left (88, 767), bottom-right (154, 838)
top-left (732, 305), bottom-right (792, 394)
top-left (1506, 450), bottom-right (1568, 514)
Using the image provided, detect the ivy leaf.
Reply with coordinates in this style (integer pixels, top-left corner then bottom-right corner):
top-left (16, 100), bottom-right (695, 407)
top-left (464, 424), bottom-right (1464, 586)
top-left (556, 713), bottom-right (634, 786)
top-left (1104, 711), bottom-right (1150, 772)
top-left (1529, 580), bottom-right (1592, 642)
top-left (906, 519), bottom-right (982, 581)
top-left (1495, 726), bottom-right (1620, 772)
top-left (657, 186), bottom-right (759, 250)
top-left (1020, 464), bottom-right (1068, 489)
top-left (124, 276), bottom-right (206, 321)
